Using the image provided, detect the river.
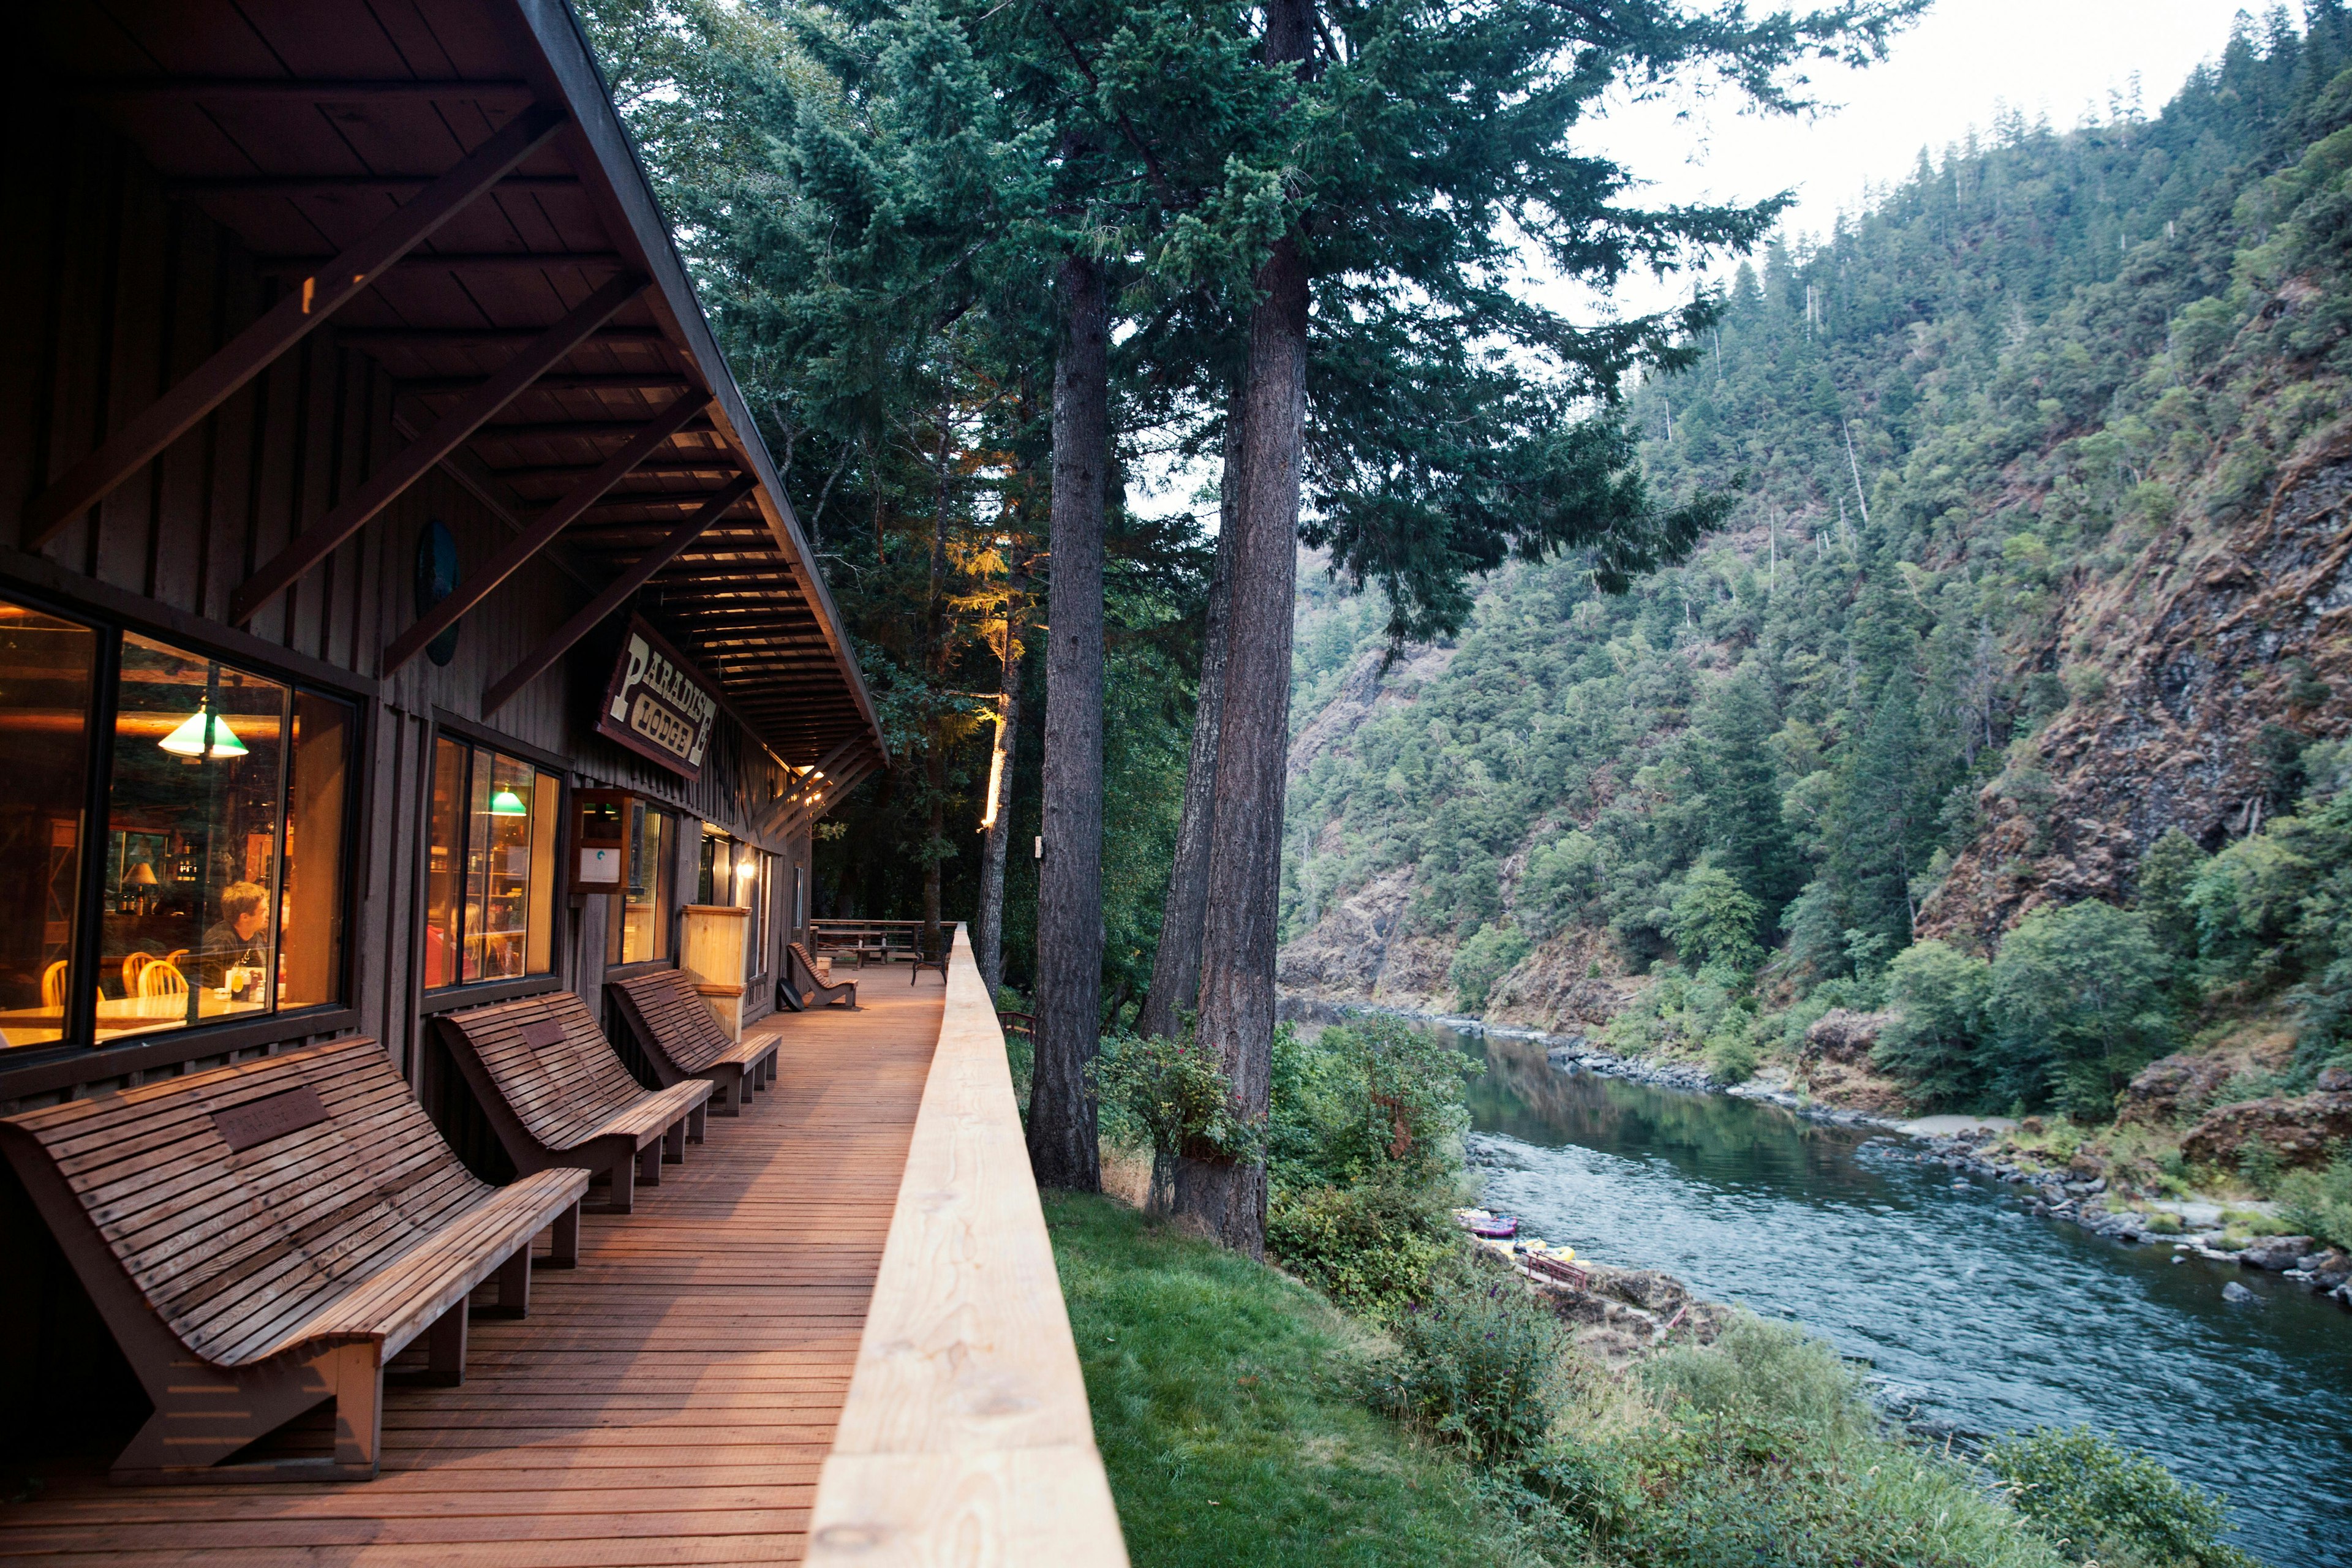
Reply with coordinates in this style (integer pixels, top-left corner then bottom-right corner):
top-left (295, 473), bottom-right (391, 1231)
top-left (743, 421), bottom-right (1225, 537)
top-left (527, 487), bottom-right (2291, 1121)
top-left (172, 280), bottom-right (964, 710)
top-left (1438, 1023), bottom-right (2351, 1568)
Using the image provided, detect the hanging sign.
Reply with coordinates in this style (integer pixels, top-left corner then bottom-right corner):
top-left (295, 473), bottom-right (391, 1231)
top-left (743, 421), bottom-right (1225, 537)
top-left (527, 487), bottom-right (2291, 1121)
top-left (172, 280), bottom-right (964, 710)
top-left (597, 616), bottom-right (721, 780)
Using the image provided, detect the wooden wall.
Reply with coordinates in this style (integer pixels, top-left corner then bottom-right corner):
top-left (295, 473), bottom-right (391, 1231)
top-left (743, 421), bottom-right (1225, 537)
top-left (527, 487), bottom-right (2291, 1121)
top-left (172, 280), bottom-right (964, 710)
top-left (0, 98), bottom-right (845, 1459)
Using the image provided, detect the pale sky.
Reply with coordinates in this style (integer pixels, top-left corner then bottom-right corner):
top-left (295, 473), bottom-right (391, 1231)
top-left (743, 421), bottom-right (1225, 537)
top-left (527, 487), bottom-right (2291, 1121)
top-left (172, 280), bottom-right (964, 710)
top-left (1573, 0), bottom-right (2258, 315)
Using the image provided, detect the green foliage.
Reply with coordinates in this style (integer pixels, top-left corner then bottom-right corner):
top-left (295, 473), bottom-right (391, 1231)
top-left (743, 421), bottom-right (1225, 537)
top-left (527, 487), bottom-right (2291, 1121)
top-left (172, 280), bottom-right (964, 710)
top-left (1987, 903), bottom-right (2177, 1118)
top-left (1368, 1282), bottom-right (1566, 1466)
top-left (1263, 1019), bottom-right (1479, 1318)
top-left (1984, 1427), bottom-right (2258, 1568)
top-left (1280, 13), bottom-right (2352, 1110)
top-left (1875, 940), bottom-right (1994, 1109)
top-left (1269, 1018), bottom-right (1480, 1189)
top-left (1092, 1028), bottom-right (1260, 1207)
top-left (1044, 1193), bottom-right (1549, 1568)
top-left (1265, 1180), bottom-right (1456, 1321)
top-left (1641, 1314), bottom-right (1872, 1448)
top-left (1450, 923), bottom-right (1533, 1012)
top-left (2277, 1148), bottom-right (2352, 1249)
top-left (1668, 865), bottom-right (1766, 972)
top-left (2236, 1137), bottom-right (2286, 1197)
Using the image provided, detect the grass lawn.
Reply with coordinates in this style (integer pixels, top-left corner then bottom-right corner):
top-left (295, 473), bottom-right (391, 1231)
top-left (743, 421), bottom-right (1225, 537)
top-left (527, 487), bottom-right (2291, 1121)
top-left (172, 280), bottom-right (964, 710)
top-left (1044, 1191), bottom-right (1546, 1568)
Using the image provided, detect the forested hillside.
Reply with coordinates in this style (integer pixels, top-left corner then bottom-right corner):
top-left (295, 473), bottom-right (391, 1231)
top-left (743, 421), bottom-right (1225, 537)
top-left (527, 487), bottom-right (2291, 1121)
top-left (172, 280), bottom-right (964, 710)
top-left (1279, 7), bottom-right (2352, 1121)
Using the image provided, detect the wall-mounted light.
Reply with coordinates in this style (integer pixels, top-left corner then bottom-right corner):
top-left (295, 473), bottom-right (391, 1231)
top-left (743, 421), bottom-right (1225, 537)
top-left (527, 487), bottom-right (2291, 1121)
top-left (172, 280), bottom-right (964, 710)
top-left (489, 786), bottom-right (529, 816)
top-left (159, 706), bottom-right (247, 759)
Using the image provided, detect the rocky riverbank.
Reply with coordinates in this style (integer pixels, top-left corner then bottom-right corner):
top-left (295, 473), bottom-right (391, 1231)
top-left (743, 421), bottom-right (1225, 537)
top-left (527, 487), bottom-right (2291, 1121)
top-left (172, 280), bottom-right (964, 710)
top-left (1859, 1124), bottom-right (2352, 1309)
top-left (1283, 993), bottom-right (2352, 1316)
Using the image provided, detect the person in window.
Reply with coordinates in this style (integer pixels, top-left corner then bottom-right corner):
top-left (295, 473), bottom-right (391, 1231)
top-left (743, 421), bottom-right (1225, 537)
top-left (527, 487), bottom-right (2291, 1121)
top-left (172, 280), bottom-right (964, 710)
top-left (200, 881), bottom-right (270, 997)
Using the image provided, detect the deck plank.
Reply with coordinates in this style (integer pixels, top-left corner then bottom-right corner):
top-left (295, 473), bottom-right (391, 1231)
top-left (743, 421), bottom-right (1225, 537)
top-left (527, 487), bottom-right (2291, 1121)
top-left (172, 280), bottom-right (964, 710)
top-left (0, 984), bottom-right (944, 1566)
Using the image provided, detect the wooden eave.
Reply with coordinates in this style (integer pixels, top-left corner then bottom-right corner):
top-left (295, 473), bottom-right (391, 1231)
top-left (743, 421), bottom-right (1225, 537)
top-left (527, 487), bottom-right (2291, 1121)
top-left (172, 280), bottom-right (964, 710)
top-left (25, 0), bottom-right (886, 775)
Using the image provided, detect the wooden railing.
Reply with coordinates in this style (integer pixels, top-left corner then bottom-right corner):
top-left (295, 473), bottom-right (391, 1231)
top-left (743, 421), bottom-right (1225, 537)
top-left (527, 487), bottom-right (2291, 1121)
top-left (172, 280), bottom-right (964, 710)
top-left (806, 923), bottom-right (1129, 1566)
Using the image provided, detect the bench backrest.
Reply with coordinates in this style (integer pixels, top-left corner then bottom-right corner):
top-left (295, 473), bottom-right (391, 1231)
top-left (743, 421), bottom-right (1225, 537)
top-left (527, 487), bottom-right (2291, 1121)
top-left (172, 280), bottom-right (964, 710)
top-left (0, 1037), bottom-right (489, 1367)
top-left (609, 968), bottom-right (733, 1072)
top-left (435, 991), bottom-right (650, 1150)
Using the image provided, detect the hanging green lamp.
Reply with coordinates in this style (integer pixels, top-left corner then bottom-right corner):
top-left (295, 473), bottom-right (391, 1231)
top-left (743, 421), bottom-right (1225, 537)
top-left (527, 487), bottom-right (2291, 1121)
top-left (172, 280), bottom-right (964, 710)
top-left (489, 785), bottom-right (529, 816)
top-left (159, 705), bottom-right (248, 759)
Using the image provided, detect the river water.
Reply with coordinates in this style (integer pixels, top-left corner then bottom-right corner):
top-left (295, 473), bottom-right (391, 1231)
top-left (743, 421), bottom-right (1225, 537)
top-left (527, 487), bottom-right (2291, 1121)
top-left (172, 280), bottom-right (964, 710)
top-left (1441, 1025), bottom-right (2350, 1568)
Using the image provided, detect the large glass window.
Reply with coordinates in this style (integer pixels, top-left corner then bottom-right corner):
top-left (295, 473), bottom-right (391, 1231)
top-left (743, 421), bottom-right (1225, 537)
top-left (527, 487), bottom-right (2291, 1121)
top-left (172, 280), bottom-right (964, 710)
top-left (0, 597), bottom-right (355, 1052)
top-left (0, 605), bottom-right (97, 1049)
top-left (424, 737), bottom-right (560, 988)
top-left (606, 801), bottom-right (672, 966)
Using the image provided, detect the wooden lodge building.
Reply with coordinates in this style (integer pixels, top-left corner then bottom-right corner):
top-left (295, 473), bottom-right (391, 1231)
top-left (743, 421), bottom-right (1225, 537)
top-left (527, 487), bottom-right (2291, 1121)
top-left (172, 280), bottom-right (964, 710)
top-left (0, 4), bottom-right (1136, 1559)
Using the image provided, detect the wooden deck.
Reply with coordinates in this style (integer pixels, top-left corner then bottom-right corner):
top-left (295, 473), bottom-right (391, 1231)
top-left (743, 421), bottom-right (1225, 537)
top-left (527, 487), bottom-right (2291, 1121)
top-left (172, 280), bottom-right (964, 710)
top-left (0, 982), bottom-right (945, 1566)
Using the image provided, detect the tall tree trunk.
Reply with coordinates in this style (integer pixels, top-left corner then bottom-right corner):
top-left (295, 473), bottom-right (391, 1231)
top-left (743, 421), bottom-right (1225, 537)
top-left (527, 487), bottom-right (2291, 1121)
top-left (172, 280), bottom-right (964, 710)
top-left (974, 543), bottom-right (1028, 995)
top-left (922, 387), bottom-right (954, 953)
top-left (1027, 253), bottom-right (1109, 1192)
top-left (1175, 224), bottom-right (1310, 1256)
top-left (1139, 393), bottom-right (1243, 1039)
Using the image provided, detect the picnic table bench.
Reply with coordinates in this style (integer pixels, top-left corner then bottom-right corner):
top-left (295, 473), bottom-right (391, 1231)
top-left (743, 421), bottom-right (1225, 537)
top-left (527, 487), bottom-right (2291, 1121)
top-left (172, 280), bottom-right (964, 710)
top-left (434, 991), bottom-right (711, 1214)
top-left (810, 919), bottom-right (925, 968)
top-left (0, 1036), bottom-right (587, 1482)
top-left (608, 968), bottom-right (780, 1115)
top-left (782, 941), bottom-right (858, 1011)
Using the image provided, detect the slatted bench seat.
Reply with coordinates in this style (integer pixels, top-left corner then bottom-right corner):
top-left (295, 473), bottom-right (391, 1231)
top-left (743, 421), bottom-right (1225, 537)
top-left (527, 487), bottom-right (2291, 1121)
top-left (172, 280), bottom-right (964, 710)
top-left (0, 1036), bottom-right (588, 1483)
top-left (434, 990), bottom-right (712, 1214)
top-left (783, 940), bottom-right (858, 1011)
top-left (607, 968), bottom-right (779, 1115)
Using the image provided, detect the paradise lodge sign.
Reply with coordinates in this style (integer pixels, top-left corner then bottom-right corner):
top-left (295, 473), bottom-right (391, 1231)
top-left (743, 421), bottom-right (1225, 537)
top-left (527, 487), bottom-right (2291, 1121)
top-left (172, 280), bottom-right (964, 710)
top-left (598, 617), bottom-right (722, 780)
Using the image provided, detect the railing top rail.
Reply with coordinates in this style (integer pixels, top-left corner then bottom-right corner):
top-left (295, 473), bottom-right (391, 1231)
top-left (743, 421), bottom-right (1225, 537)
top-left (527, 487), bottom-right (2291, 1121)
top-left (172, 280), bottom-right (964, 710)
top-left (804, 924), bottom-right (1128, 1565)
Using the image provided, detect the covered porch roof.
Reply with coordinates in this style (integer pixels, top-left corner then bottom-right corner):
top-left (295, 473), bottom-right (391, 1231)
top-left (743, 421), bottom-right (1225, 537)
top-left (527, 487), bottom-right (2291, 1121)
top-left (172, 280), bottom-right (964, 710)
top-left (24, 0), bottom-right (883, 784)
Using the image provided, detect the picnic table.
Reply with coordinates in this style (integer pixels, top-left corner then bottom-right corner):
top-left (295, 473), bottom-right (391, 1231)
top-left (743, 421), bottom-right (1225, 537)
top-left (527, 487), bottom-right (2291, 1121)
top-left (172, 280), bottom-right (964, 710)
top-left (809, 919), bottom-right (929, 968)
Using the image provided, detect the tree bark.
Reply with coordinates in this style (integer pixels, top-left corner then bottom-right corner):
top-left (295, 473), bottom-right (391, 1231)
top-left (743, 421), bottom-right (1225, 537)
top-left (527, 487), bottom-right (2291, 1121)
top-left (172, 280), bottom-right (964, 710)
top-left (1139, 394), bottom-right (1242, 1039)
top-left (921, 386), bottom-right (954, 952)
top-left (1027, 253), bottom-right (1109, 1193)
top-left (974, 544), bottom-right (1028, 996)
top-left (1175, 228), bottom-right (1309, 1256)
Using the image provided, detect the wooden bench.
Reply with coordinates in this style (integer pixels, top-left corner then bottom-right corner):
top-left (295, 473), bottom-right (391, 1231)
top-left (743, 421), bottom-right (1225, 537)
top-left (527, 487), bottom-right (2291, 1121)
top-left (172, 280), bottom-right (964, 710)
top-left (434, 992), bottom-right (712, 1215)
top-left (0, 1036), bottom-right (588, 1482)
top-left (782, 941), bottom-right (858, 1011)
top-left (608, 968), bottom-right (780, 1115)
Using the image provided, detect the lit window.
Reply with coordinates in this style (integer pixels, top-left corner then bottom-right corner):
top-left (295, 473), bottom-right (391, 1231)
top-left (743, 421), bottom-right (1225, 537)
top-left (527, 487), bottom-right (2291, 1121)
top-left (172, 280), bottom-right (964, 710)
top-left (607, 802), bottom-right (673, 966)
top-left (424, 738), bottom-right (559, 988)
top-left (0, 597), bottom-right (354, 1051)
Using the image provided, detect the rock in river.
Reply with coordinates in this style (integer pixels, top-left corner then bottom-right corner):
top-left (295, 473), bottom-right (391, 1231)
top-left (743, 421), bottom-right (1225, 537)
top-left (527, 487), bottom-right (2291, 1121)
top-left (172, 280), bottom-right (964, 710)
top-left (2222, 1280), bottom-right (2260, 1305)
top-left (2239, 1235), bottom-right (2318, 1272)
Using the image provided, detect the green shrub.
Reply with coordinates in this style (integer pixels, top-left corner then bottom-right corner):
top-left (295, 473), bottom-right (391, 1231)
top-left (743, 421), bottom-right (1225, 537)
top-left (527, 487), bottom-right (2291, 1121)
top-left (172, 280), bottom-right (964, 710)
top-left (1703, 1025), bottom-right (1759, 1084)
top-left (2278, 1150), bottom-right (2352, 1248)
top-left (1368, 1282), bottom-right (1564, 1465)
top-left (1984, 1426), bottom-right (2256, 1567)
top-left (1448, 921), bottom-right (1532, 1011)
top-left (1642, 1313), bottom-right (1872, 1448)
top-left (2236, 1136), bottom-right (2284, 1197)
top-left (1668, 864), bottom-right (1765, 971)
top-left (1090, 1028), bottom-right (1259, 1210)
top-left (1265, 1178), bottom-right (1453, 1320)
top-left (1986, 902), bottom-right (2177, 1118)
top-left (1268, 1017), bottom-right (1478, 1190)
top-left (1875, 938), bottom-right (1994, 1109)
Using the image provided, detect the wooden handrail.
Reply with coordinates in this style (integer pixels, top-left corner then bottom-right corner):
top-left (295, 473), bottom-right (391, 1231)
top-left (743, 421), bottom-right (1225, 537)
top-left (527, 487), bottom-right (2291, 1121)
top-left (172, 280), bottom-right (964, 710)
top-left (805, 923), bottom-right (1129, 1565)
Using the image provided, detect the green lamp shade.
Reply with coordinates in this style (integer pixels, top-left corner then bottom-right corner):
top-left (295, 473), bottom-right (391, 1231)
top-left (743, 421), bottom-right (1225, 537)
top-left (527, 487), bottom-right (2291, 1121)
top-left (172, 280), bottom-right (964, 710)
top-left (489, 786), bottom-right (529, 816)
top-left (159, 707), bottom-right (249, 758)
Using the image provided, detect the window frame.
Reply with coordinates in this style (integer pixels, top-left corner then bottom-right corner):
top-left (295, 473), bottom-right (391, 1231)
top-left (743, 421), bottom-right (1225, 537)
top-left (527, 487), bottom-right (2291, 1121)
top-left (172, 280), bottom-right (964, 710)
top-left (0, 573), bottom-right (371, 1100)
top-left (417, 712), bottom-right (570, 1011)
